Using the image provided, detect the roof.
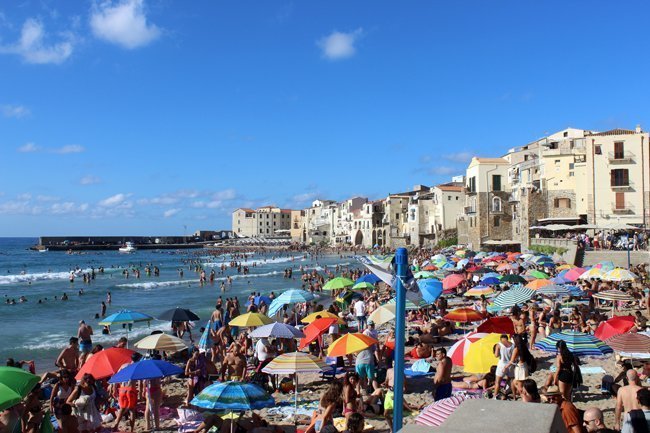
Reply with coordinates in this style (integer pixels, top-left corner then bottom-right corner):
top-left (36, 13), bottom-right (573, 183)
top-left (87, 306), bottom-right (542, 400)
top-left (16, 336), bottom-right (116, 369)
top-left (473, 157), bottom-right (509, 164)
top-left (587, 128), bottom-right (637, 137)
top-left (280, 209), bottom-right (292, 214)
top-left (235, 208), bottom-right (255, 213)
top-left (436, 184), bottom-right (463, 192)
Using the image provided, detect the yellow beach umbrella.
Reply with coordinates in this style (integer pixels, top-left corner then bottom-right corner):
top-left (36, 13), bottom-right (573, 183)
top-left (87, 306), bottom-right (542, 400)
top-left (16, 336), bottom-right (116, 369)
top-left (463, 333), bottom-right (501, 374)
top-left (464, 286), bottom-right (494, 297)
top-left (368, 304), bottom-right (396, 326)
top-left (301, 311), bottom-right (345, 325)
top-left (578, 267), bottom-right (605, 280)
top-left (228, 312), bottom-right (274, 327)
top-left (556, 264), bottom-right (575, 271)
top-left (327, 333), bottom-right (378, 357)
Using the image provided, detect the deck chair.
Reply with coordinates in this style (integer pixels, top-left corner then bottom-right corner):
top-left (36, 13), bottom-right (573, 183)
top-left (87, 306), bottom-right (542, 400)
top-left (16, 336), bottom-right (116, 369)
top-left (320, 356), bottom-right (346, 381)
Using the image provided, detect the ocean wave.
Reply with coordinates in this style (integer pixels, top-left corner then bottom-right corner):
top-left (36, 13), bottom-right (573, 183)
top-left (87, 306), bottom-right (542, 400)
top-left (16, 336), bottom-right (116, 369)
top-left (203, 255), bottom-right (304, 267)
top-left (0, 269), bottom-right (86, 285)
top-left (116, 279), bottom-right (200, 289)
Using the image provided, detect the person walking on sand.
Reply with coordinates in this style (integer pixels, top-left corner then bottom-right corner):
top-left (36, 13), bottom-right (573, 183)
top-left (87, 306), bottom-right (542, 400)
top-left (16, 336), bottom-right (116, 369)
top-left (616, 369), bottom-right (643, 431)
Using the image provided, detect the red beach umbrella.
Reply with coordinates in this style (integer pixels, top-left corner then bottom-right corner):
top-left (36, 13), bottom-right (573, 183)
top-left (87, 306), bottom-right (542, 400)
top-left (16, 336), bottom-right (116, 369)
top-left (477, 316), bottom-right (515, 335)
top-left (594, 316), bottom-right (635, 341)
top-left (442, 274), bottom-right (465, 291)
top-left (298, 317), bottom-right (337, 350)
top-left (75, 347), bottom-right (135, 380)
top-left (564, 267), bottom-right (587, 282)
top-left (605, 333), bottom-right (650, 353)
top-left (444, 308), bottom-right (484, 323)
top-left (447, 332), bottom-right (487, 366)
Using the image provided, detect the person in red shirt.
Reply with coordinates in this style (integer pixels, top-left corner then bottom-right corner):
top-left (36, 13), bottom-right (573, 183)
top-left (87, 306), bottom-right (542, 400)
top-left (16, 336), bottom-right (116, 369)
top-left (544, 385), bottom-right (582, 433)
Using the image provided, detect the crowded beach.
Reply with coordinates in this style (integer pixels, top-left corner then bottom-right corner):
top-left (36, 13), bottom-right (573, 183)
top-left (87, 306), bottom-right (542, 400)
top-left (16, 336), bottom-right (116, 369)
top-left (2, 246), bottom-right (650, 433)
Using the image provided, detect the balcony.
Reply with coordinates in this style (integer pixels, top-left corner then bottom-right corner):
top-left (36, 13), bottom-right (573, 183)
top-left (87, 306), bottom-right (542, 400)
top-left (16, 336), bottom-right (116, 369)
top-left (611, 181), bottom-right (634, 191)
top-left (508, 192), bottom-right (520, 203)
top-left (611, 203), bottom-right (635, 214)
top-left (608, 151), bottom-right (635, 164)
top-left (464, 206), bottom-right (476, 215)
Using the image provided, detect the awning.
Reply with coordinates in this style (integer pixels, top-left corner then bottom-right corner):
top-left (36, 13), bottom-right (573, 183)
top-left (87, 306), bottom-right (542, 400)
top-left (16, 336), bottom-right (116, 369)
top-left (529, 224), bottom-right (573, 231)
top-left (536, 217), bottom-right (581, 223)
top-left (482, 239), bottom-right (520, 245)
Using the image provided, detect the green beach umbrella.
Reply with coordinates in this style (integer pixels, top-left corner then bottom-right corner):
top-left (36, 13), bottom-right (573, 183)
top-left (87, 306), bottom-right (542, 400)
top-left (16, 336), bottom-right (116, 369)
top-left (500, 274), bottom-right (527, 284)
top-left (352, 282), bottom-right (375, 291)
top-left (527, 270), bottom-right (549, 279)
top-left (323, 277), bottom-right (355, 291)
top-left (0, 367), bottom-right (40, 411)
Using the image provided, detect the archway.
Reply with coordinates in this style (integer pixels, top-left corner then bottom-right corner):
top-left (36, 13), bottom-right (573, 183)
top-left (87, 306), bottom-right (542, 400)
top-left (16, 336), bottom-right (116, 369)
top-left (354, 230), bottom-right (364, 246)
top-left (372, 230), bottom-right (377, 246)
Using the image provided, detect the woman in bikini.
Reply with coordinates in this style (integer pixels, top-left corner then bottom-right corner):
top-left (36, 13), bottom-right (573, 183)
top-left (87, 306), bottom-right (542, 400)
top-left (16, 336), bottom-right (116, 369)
top-left (304, 382), bottom-right (342, 433)
top-left (343, 372), bottom-right (361, 419)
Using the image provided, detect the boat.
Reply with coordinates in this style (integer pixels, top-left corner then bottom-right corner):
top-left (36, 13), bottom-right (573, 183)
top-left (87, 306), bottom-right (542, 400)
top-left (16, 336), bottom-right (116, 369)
top-left (118, 242), bottom-right (137, 253)
top-left (38, 248), bottom-right (48, 253)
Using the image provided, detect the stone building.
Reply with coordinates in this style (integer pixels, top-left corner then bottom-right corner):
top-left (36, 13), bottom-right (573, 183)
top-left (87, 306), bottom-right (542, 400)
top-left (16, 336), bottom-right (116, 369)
top-left (231, 206), bottom-right (292, 237)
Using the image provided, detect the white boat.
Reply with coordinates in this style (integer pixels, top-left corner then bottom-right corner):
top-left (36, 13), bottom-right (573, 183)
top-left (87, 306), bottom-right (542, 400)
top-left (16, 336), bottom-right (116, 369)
top-left (118, 242), bottom-right (137, 253)
top-left (38, 248), bottom-right (48, 253)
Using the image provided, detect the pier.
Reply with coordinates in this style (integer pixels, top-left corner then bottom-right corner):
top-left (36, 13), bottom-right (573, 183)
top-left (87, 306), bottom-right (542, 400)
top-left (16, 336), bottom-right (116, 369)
top-left (32, 235), bottom-right (210, 251)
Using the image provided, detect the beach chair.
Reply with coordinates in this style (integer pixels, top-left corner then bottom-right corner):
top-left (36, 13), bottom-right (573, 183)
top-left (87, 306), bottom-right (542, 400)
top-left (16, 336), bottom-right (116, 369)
top-left (320, 356), bottom-right (346, 381)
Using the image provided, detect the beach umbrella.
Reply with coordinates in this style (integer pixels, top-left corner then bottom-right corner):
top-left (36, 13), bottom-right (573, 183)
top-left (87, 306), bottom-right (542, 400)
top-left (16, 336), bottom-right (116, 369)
top-left (443, 308), bottom-right (483, 323)
top-left (592, 290), bottom-right (634, 302)
top-left (557, 264), bottom-right (576, 271)
top-left (594, 316), bottom-right (635, 341)
top-left (527, 270), bottom-right (549, 279)
top-left (0, 367), bottom-right (39, 411)
top-left (414, 271), bottom-right (437, 279)
top-left (108, 359), bottom-right (183, 383)
top-left (493, 286), bottom-right (535, 309)
top-left (605, 333), bottom-right (650, 353)
top-left (301, 311), bottom-right (344, 325)
top-left (75, 348), bottom-right (135, 380)
top-left (356, 274), bottom-right (381, 284)
top-left (564, 267), bottom-right (588, 282)
top-left (464, 286), bottom-right (494, 297)
top-left (246, 295), bottom-right (273, 308)
top-left (525, 279), bottom-right (552, 290)
top-left (99, 309), bottom-right (153, 326)
top-left (418, 279), bottom-right (443, 304)
top-left (157, 307), bottom-right (200, 322)
top-left (602, 268), bottom-right (639, 282)
top-left (442, 274), bottom-right (465, 291)
top-left (476, 317), bottom-right (515, 335)
top-left (267, 289), bottom-right (315, 317)
top-left (578, 268), bottom-right (605, 280)
top-left (134, 333), bottom-right (188, 352)
top-left (262, 352), bottom-right (326, 420)
top-left (470, 267), bottom-right (492, 274)
top-left (299, 318), bottom-right (338, 350)
top-left (534, 330), bottom-right (612, 357)
top-left (322, 277), bottom-right (355, 291)
top-left (352, 282), bottom-right (375, 291)
top-left (537, 285), bottom-right (571, 298)
top-left (228, 312), bottom-right (274, 327)
top-left (480, 277), bottom-right (502, 286)
top-left (447, 332), bottom-right (487, 366)
top-left (463, 333), bottom-right (501, 373)
top-left (327, 333), bottom-right (378, 357)
top-left (550, 275), bottom-right (570, 285)
top-left (368, 304), bottom-right (396, 326)
top-left (385, 297), bottom-right (429, 310)
top-left (595, 261), bottom-right (615, 271)
top-left (499, 274), bottom-right (527, 284)
top-left (249, 322), bottom-right (305, 339)
top-left (416, 394), bottom-right (478, 427)
top-left (567, 285), bottom-right (586, 297)
top-left (423, 265), bottom-right (438, 271)
top-left (456, 259), bottom-right (470, 269)
top-left (191, 381), bottom-right (274, 411)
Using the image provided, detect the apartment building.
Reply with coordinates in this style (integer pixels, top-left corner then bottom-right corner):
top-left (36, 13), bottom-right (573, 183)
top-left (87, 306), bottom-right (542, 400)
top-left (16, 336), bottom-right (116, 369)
top-left (231, 206), bottom-right (292, 237)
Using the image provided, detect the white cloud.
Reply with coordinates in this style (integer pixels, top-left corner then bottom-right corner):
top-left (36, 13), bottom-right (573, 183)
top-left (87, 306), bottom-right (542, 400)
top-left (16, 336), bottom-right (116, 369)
top-left (17, 193), bottom-right (32, 200)
top-left (443, 152), bottom-right (473, 164)
top-left (429, 166), bottom-right (459, 176)
top-left (17, 142), bottom-right (40, 153)
top-left (53, 144), bottom-right (85, 154)
top-left (212, 189), bottom-right (236, 201)
top-left (80, 175), bottom-right (101, 185)
top-left (50, 201), bottom-right (88, 215)
top-left (98, 193), bottom-right (130, 207)
top-left (0, 18), bottom-right (74, 64)
top-left (163, 208), bottom-right (180, 218)
top-left (317, 28), bottom-right (363, 60)
top-left (36, 195), bottom-right (60, 202)
top-left (1, 104), bottom-right (30, 118)
top-left (90, 0), bottom-right (161, 49)
top-left (292, 192), bottom-right (318, 203)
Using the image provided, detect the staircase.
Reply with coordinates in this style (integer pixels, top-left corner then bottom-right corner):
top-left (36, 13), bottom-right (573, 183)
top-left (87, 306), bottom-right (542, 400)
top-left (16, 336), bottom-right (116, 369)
top-left (573, 247), bottom-right (585, 267)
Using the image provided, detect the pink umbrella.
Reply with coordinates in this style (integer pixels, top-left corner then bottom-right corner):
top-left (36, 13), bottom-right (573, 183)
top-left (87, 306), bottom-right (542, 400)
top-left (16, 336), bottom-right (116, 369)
top-left (415, 394), bottom-right (479, 427)
top-left (442, 274), bottom-right (465, 291)
top-left (564, 267), bottom-right (587, 282)
top-left (447, 332), bottom-right (487, 366)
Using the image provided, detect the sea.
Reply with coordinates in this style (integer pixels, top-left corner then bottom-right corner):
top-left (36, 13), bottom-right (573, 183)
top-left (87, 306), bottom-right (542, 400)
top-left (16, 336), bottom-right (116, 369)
top-left (0, 238), bottom-right (354, 372)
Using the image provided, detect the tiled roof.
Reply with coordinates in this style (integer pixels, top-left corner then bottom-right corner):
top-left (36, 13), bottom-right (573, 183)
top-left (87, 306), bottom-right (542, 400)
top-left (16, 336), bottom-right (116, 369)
top-left (236, 208), bottom-right (255, 212)
top-left (587, 128), bottom-right (637, 136)
top-left (436, 184), bottom-right (463, 192)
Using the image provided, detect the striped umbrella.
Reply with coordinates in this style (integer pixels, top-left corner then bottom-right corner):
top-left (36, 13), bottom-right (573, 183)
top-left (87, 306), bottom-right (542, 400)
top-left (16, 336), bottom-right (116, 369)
top-left (592, 290), bottom-right (634, 302)
top-left (464, 286), bottom-right (494, 297)
top-left (416, 394), bottom-right (478, 427)
top-left (594, 316), bottom-right (635, 341)
top-left (191, 381), bottom-right (274, 411)
top-left (602, 268), bottom-right (639, 282)
top-left (267, 289), bottom-right (315, 317)
top-left (534, 330), bottom-right (613, 357)
top-left (605, 333), bottom-right (650, 353)
top-left (198, 321), bottom-right (212, 352)
top-left (578, 268), bottom-right (605, 280)
top-left (536, 285), bottom-right (570, 298)
top-left (564, 267), bottom-right (588, 282)
top-left (493, 286), bottom-right (534, 309)
top-left (327, 333), bottom-right (378, 357)
top-left (249, 322), bottom-right (305, 339)
top-left (323, 277), bottom-right (355, 291)
top-left (525, 279), bottom-right (553, 290)
top-left (447, 332), bottom-right (487, 366)
top-left (443, 308), bottom-right (484, 323)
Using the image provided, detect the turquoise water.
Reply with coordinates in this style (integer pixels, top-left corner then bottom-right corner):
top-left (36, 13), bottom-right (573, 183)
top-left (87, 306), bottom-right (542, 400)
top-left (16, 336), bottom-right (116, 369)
top-left (0, 238), bottom-right (352, 371)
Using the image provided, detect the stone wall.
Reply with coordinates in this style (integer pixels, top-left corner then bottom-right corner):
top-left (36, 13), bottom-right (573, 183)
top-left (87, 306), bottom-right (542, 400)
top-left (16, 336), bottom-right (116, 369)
top-left (546, 190), bottom-right (578, 218)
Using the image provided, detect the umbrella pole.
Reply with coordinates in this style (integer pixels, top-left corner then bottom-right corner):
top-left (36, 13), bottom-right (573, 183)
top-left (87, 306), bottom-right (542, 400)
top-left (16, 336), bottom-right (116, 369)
top-left (294, 374), bottom-right (298, 425)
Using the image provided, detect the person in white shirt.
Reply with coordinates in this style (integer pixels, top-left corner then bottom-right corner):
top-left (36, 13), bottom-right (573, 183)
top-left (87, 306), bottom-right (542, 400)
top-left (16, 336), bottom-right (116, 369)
top-left (354, 299), bottom-right (367, 330)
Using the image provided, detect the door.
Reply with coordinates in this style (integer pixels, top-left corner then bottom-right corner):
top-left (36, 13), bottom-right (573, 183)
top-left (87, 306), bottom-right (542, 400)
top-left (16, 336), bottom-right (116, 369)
top-left (614, 142), bottom-right (624, 159)
top-left (615, 192), bottom-right (625, 210)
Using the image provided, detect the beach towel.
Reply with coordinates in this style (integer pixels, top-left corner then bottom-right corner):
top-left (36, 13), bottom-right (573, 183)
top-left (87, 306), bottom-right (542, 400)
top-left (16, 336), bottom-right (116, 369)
top-left (267, 400), bottom-right (319, 419)
top-left (411, 359), bottom-right (433, 373)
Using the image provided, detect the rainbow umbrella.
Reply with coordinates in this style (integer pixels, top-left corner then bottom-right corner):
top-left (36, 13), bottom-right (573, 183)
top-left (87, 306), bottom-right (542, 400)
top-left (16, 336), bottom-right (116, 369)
top-left (578, 267), bottom-right (605, 280)
top-left (463, 333), bottom-right (501, 373)
top-left (443, 308), bottom-right (483, 323)
top-left (323, 277), bottom-right (355, 291)
top-left (534, 330), bottom-right (612, 357)
top-left (228, 312), bottom-right (273, 327)
top-left (464, 286), bottom-right (494, 297)
top-left (327, 333), bottom-right (378, 357)
top-left (447, 332), bottom-right (487, 366)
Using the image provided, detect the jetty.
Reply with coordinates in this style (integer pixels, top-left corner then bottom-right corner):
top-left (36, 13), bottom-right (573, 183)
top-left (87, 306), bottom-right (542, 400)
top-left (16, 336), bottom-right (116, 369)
top-left (32, 235), bottom-right (214, 251)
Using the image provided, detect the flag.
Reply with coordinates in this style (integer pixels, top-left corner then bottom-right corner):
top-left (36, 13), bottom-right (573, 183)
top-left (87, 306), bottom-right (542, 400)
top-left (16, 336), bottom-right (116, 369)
top-left (356, 255), bottom-right (422, 303)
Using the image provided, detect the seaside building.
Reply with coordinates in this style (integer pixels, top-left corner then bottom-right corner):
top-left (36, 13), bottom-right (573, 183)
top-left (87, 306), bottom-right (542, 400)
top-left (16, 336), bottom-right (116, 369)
top-left (333, 197), bottom-right (368, 245)
top-left (404, 183), bottom-right (464, 247)
top-left (290, 210), bottom-right (305, 243)
top-left (351, 200), bottom-right (386, 248)
top-left (303, 199), bottom-right (337, 245)
top-left (231, 206), bottom-right (292, 238)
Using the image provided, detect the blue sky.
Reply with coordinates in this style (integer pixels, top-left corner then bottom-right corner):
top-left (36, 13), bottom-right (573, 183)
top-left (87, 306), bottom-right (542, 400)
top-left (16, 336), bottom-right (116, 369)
top-left (1, 0), bottom-right (649, 236)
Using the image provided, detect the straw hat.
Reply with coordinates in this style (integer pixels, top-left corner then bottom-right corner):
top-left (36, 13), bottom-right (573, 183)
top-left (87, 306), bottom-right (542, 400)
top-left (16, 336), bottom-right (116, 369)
top-left (544, 385), bottom-right (562, 396)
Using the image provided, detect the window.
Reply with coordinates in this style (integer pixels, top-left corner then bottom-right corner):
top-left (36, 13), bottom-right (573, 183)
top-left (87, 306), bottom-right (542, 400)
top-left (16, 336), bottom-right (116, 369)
top-left (569, 163), bottom-right (575, 169)
top-left (456, 196), bottom-right (459, 200)
top-left (614, 141), bottom-right (625, 159)
top-left (494, 216), bottom-right (500, 227)
top-left (554, 198), bottom-right (571, 208)
top-left (395, 213), bottom-right (399, 220)
top-left (492, 197), bottom-right (502, 212)
top-left (492, 175), bottom-right (502, 191)
top-left (595, 145), bottom-right (602, 155)
top-left (468, 176), bottom-right (476, 193)
top-left (448, 196), bottom-right (451, 201)
top-left (569, 172), bottom-right (574, 177)
top-left (611, 169), bottom-right (630, 187)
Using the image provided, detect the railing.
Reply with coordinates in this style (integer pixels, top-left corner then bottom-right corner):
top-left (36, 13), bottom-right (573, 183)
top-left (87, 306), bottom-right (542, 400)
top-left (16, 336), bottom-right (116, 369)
top-left (508, 192), bottom-right (520, 202)
top-left (611, 180), bottom-right (634, 190)
top-left (464, 206), bottom-right (476, 215)
top-left (608, 151), bottom-right (635, 163)
top-left (611, 203), bottom-right (635, 214)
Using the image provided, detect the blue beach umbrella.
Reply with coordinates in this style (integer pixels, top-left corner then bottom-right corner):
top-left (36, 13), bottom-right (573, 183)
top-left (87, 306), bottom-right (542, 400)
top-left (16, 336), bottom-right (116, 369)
top-left (356, 274), bottom-right (381, 284)
top-left (198, 321), bottom-right (212, 352)
top-left (566, 285), bottom-right (586, 297)
top-left (191, 381), bottom-right (275, 411)
top-left (99, 310), bottom-right (153, 326)
top-left (418, 279), bottom-right (444, 304)
top-left (536, 285), bottom-right (570, 298)
top-left (493, 286), bottom-right (535, 309)
top-left (267, 289), bottom-right (315, 317)
top-left (246, 296), bottom-right (272, 308)
top-left (550, 275), bottom-right (570, 285)
top-left (481, 272), bottom-right (501, 280)
top-left (480, 277), bottom-right (502, 286)
top-left (535, 330), bottom-right (612, 357)
top-left (108, 359), bottom-right (183, 383)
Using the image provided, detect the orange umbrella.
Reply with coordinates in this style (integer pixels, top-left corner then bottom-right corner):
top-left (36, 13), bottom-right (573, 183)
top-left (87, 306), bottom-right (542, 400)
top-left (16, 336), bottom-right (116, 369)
top-left (298, 317), bottom-right (337, 350)
top-left (423, 265), bottom-right (438, 271)
top-left (443, 308), bottom-right (484, 323)
top-left (327, 333), bottom-right (378, 357)
top-left (75, 347), bottom-right (135, 380)
top-left (525, 279), bottom-right (553, 290)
